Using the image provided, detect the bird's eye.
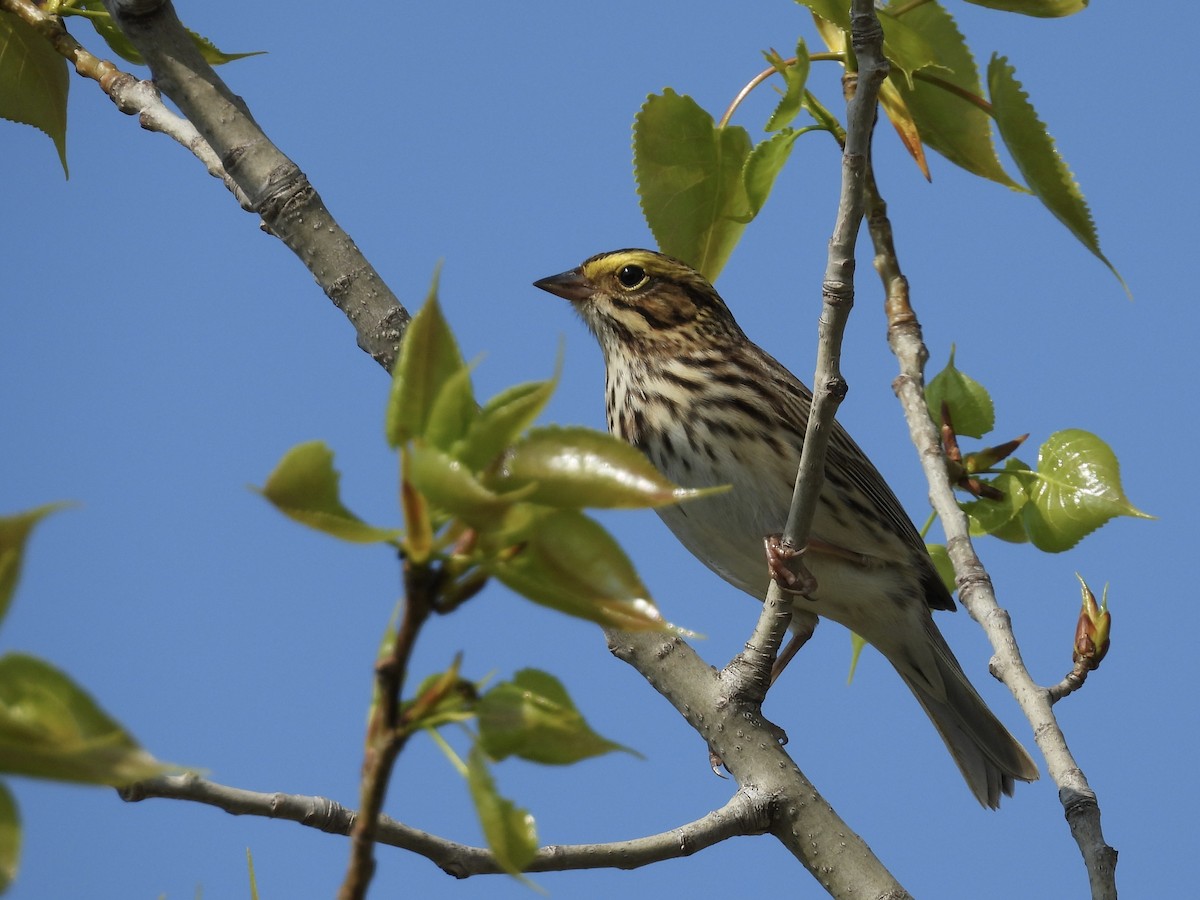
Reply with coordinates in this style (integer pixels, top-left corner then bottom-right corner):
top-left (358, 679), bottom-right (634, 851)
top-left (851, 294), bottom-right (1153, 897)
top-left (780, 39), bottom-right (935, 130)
top-left (616, 264), bottom-right (648, 289)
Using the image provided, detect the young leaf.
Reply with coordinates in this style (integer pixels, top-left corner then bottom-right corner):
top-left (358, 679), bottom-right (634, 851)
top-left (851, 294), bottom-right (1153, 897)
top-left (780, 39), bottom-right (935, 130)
top-left (965, 0), bottom-right (1087, 17)
top-left (478, 669), bottom-right (639, 765)
top-left (925, 348), bottom-right (995, 438)
top-left (407, 442), bottom-right (528, 529)
top-left (878, 77), bottom-right (930, 180)
top-left (466, 747), bottom-right (538, 877)
top-left (457, 376), bottom-right (558, 471)
top-left (885, 0), bottom-right (1021, 189)
top-left (488, 426), bottom-right (726, 509)
top-left (69, 2), bottom-right (264, 66)
top-left (256, 441), bottom-right (401, 543)
top-left (0, 504), bottom-right (68, 628)
top-left (799, 1), bottom-right (939, 84)
top-left (0, 11), bottom-right (68, 176)
top-left (988, 56), bottom-right (1127, 292)
top-left (744, 129), bottom-right (804, 218)
top-left (487, 509), bottom-right (674, 631)
top-left (0, 653), bottom-right (179, 785)
top-left (962, 458), bottom-right (1031, 543)
top-left (386, 268), bottom-right (466, 446)
top-left (424, 364), bottom-right (478, 452)
top-left (1021, 430), bottom-right (1152, 552)
top-left (763, 41), bottom-right (810, 133)
top-left (926, 543), bottom-right (957, 596)
top-left (633, 89), bottom-right (753, 282)
top-left (0, 781), bottom-right (17, 894)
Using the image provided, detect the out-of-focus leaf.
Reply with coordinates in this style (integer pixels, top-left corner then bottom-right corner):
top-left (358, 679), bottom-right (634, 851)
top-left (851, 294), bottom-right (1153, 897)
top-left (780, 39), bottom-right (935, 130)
top-left (386, 268), bottom-right (466, 446)
top-left (488, 426), bottom-right (725, 509)
top-left (963, 458), bottom-right (1030, 543)
top-left (0, 504), bottom-right (68, 628)
top-left (925, 348), bottom-right (994, 438)
top-left (744, 129), bottom-right (803, 217)
top-left (1021, 430), bottom-right (1152, 552)
top-left (425, 365), bottom-right (477, 452)
top-left (246, 847), bottom-right (259, 900)
top-left (885, 0), bottom-right (1022, 189)
top-left (0, 781), bottom-right (17, 894)
top-left (408, 443), bottom-right (528, 529)
top-left (764, 41), bottom-right (810, 132)
top-left (466, 747), bottom-right (538, 878)
top-left (478, 669), bottom-right (638, 765)
top-left (0, 653), bottom-right (178, 785)
top-left (965, 0), bottom-right (1087, 17)
top-left (0, 11), bottom-right (68, 176)
top-left (401, 658), bottom-right (476, 731)
top-left (926, 543), bottom-right (957, 596)
top-left (256, 441), bottom-right (400, 542)
top-left (457, 376), bottom-right (557, 471)
top-left (70, 2), bottom-right (264, 66)
top-left (988, 56), bottom-right (1126, 292)
top-left (633, 89), bottom-right (753, 282)
top-left (878, 77), bottom-right (929, 179)
top-left (488, 509), bottom-right (675, 631)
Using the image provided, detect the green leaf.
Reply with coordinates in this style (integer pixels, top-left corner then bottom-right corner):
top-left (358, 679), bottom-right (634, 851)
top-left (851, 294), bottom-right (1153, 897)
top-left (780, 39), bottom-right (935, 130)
top-left (885, 1), bottom-right (1022, 189)
top-left (962, 458), bottom-right (1031, 543)
top-left (964, 0), bottom-right (1087, 17)
top-left (744, 129), bottom-right (804, 218)
top-left (256, 441), bottom-right (401, 543)
top-left (797, 1), bottom-right (940, 85)
top-left (407, 442), bottom-right (527, 529)
top-left (0, 653), bottom-right (178, 785)
top-left (466, 747), bottom-right (538, 878)
top-left (633, 89), bottom-right (753, 282)
top-left (69, 2), bottom-right (264, 66)
top-left (925, 543), bottom-right (957, 596)
top-left (247, 846), bottom-right (260, 900)
top-left (488, 509), bottom-right (675, 631)
top-left (478, 669), bottom-right (639, 765)
top-left (386, 267), bottom-right (466, 446)
top-left (925, 347), bottom-right (994, 438)
top-left (1021, 430), bottom-right (1152, 552)
top-left (487, 426), bottom-right (725, 510)
top-left (425, 364), bottom-right (477, 452)
top-left (988, 55), bottom-right (1127, 292)
top-left (764, 41), bottom-right (810, 132)
top-left (0, 781), bottom-right (18, 894)
top-left (0, 504), bottom-right (68, 630)
top-left (0, 11), bottom-right (69, 177)
top-left (457, 376), bottom-right (558, 471)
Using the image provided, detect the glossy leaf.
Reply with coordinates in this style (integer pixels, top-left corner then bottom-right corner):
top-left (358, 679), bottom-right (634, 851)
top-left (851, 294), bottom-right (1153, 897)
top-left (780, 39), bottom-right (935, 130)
top-left (0, 504), bottom-right (67, 629)
top-left (257, 442), bottom-right (400, 543)
top-left (0, 780), bottom-right (16, 893)
top-left (407, 443), bottom-right (526, 528)
top-left (0, 11), bottom-right (68, 176)
top-left (886, 0), bottom-right (1021, 189)
top-left (926, 543), bottom-right (957, 596)
top-left (1021, 430), bottom-right (1151, 552)
top-left (0, 653), bottom-right (176, 785)
top-left (744, 129), bottom-right (804, 217)
top-left (386, 269), bottom-right (466, 446)
top-left (965, 0), bottom-right (1087, 17)
top-left (988, 56), bottom-right (1126, 292)
top-left (963, 458), bottom-right (1031, 543)
top-left (478, 669), bottom-right (638, 765)
top-left (925, 348), bottom-right (994, 438)
top-left (488, 509), bottom-right (672, 631)
top-left (70, 2), bottom-right (264, 66)
top-left (489, 426), bottom-right (725, 509)
top-left (633, 89), bottom-right (753, 282)
top-left (466, 747), bottom-right (538, 877)
top-left (764, 41), bottom-right (810, 132)
top-left (457, 376), bottom-right (557, 471)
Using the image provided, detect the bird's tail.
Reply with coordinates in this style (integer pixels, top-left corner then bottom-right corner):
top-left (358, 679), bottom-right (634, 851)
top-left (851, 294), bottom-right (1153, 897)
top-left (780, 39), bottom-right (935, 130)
top-left (896, 623), bottom-right (1040, 808)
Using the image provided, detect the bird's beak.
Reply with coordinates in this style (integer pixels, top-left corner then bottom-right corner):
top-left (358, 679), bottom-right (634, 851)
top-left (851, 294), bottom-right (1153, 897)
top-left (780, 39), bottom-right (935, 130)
top-left (533, 267), bottom-right (592, 302)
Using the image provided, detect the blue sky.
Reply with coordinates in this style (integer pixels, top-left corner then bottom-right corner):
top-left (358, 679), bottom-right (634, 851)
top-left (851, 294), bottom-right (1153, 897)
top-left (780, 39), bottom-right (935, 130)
top-left (2, 2), bottom-right (1192, 897)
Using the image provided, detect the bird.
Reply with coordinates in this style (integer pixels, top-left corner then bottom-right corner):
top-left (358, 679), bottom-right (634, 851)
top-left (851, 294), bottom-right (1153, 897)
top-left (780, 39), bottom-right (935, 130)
top-left (533, 248), bottom-right (1039, 808)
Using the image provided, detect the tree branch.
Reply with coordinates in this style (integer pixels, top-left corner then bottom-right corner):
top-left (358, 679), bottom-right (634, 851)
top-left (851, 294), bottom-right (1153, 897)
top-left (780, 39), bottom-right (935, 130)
top-left (101, 0), bottom-right (409, 368)
top-left (867, 162), bottom-right (1118, 900)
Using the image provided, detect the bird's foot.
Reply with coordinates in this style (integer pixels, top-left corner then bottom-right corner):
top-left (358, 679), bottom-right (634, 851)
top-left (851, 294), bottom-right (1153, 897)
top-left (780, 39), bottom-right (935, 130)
top-left (764, 534), bottom-right (817, 597)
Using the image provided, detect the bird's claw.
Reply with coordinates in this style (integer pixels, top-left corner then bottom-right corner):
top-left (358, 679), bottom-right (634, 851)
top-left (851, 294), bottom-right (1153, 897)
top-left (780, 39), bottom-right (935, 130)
top-left (765, 534), bottom-right (817, 597)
